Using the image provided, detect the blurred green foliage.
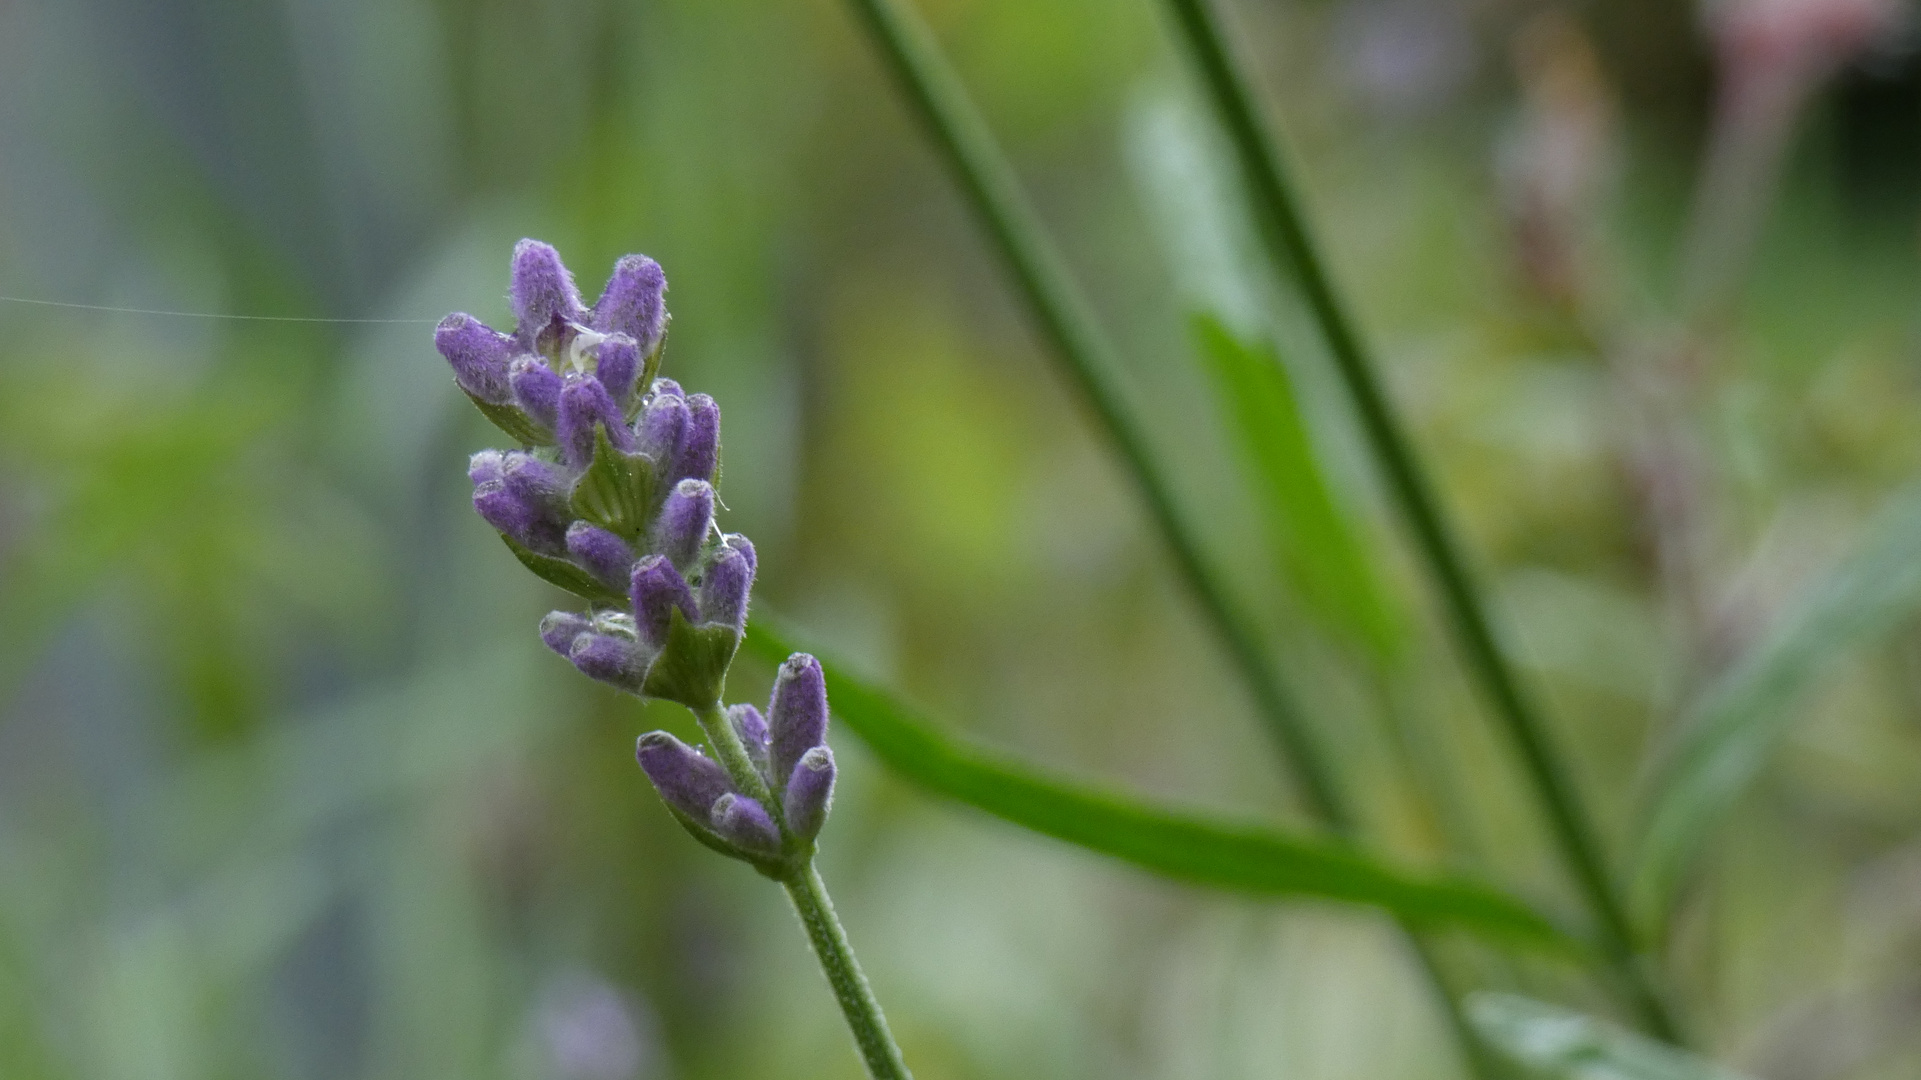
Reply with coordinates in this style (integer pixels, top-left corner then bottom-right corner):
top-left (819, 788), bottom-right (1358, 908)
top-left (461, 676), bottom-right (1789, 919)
top-left (2, 0), bottom-right (1921, 1077)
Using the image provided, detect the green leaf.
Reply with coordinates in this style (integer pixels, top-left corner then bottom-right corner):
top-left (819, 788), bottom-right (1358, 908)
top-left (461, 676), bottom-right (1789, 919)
top-left (570, 424), bottom-right (658, 540)
top-left (464, 391), bottom-right (551, 446)
top-left (1468, 993), bottom-right (1752, 1080)
top-left (500, 535), bottom-right (626, 606)
top-left (1631, 485), bottom-right (1921, 917)
top-left (1191, 313), bottom-right (1402, 660)
top-left (743, 619), bottom-right (1581, 955)
top-left (641, 607), bottom-right (740, 709)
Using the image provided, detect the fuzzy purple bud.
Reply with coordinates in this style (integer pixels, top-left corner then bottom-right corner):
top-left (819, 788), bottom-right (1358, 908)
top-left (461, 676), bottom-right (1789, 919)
top-left (709, 793), bottom-right (781, 853)
top-left (635, 731), bottom-right (732, 824)
top-left (629, 555), bottom-right (698, 651)
top-left (468, 449), bottom-right (506, 485)
top-left (509, 356), bottom-right (563, 432)
top-left (591, 254), bottom-right (668, 352)
top-left (651, 378), bottom-right (683, 399)
top-left (768, 653), bottom-right (828, 788)
top-left (501, 451), bottom-right (571, 507)
top-left (654, 480), bottom-right (715, 571)
top-left (435, 313), bottom-right (514, 404)
top-left (510, 239), bottom-right (584, 349)
top-left (539, 611), bottom-right (593, 656)
top-left (593, 335), bottom-right (642, 407)
top-left (783, 746), bottom-right (835, 841)
top-left (566, 522), bottom-right (636, 589)
top-left (636, 392), bottom-right (687, 463)
top-left (557, 375), bottom-right (634, 468)
top-left (697, 535), bottom-right (755, 632)
top-left (729, 703), bottom-right (769, 756)
top-left (568, 631), bottom-right (646, 692)
top-left (474, 481), bottom-right (564, 554)
top-left (670, 394), bottom-right (720, 484)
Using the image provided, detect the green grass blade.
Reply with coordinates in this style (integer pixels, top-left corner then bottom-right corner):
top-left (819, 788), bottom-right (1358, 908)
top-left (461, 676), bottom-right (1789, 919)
top-left (1468, 993), bottom-right (1753, 1080)
top-left (744, 619), bottom-right (1581, 955)
top-left (1192, 313), bottom-right (1402, 659)
top-left (1633, 485), bottom-right (1921, 917)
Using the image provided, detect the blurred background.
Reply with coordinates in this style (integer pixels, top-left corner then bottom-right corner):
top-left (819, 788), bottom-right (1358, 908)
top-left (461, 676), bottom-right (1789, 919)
top-left (2, 0), bottom-right (1921, 1076)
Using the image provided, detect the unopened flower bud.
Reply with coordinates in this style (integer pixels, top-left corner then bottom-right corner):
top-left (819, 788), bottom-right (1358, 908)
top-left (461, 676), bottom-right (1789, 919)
top-left (569, 630), bottom-right (647, 692)
top-left (511, 239), bottom-right (585, 352)
top-left (710, 793), bottom-right (781, 854)
top-left (783, 746), bottom-right (836, 842)
top-left (436, 313), bottom-right (514, 404)
top-left (671, 394), bottom-right (720, 485)
top-left (729, 703), bottom-right (770, 775)
top-left (651, 378), bottom-right (684, 400)
top-left (698, 535), bottom-right (755, 632)
top-left (768, 653), bottom-right (828, 788)
top-left (565, 522), bottom-right (636, 590)
top-left (629, 555), bottom-right (698, 651)
top-left (469, 449), bottom-right (507, 485)
top-left (636, 392), bottom-right (687, 463)
top-left (655, 480), bottom-right (715, 571)
top-left (635, 731), bottom-right (732, 823)
top-left (592, 254), bottom-right (668, 354)
top-left (594, 335), bottom-right (643, 409)
top-left (557, 375), bottom-right (634, 468)
top-left (509, 356), bottom-right (563, 432)
top-left (539, 611), bottom-right (593, 656)
top-left (474, 480), bottom-right (566, 554)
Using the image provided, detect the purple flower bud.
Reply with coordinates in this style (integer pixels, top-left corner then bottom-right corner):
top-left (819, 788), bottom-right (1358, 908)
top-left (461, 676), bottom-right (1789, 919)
top-left (539, 611), bottom-right (593, 656)
top-left (569, 631), bottom-right (647, 692)
top-left (509, 356), bottom-right (563, 432)
top-left (635, 731), bottom-right (732, 823)
top-left (591, 254), bottom-right (668, 353)
top-left (768, 653), bottom-right (828, 788)
top-left (593, 335), bottom-right (642, 408)
top-left (709, 793), bottom-right (781, 853)
top-left (654, 480), bottom-right (715, 571)
top-left (557, 375), bottom-right (635, 468)
top-left (511, 239), bottom-right (585, 351)
top-left (566, 522), bottom-right (636, 589)
top-left (670, 394), bottom-right (719, 484)
top-left (501, 451), bottom-right (571, 507)
top-left (474, 480), bottom-right (566, 554)
top-left (729, 703), bottom-right (769, 755)
top-left (629, 555), bottom-right (697, 651)
top-left (651, 378), bottom-right (684, 400)
top-left (435, 313), bottom-right (515, 404)
top-left (697, 535), bottom-right (755, 631)
top-left (783, 746), bottom-right (835, 841)
top-left (469, 449), bottom-right (507, 485)
top-left (636, 392), bottom-right (687, 463)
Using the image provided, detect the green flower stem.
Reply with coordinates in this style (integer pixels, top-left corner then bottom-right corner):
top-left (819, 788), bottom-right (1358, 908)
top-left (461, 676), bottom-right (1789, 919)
top-left (783, 862), bottom-right (915, 1080)
top-left (1155, 0), bottom-right (1679, 1041)
top-left (835, 0), bottom-right (1497, 1074)
top-left (837, 0), bottom-right (1341, 827)
top-left (693, 702), bottom-right (912, 1079)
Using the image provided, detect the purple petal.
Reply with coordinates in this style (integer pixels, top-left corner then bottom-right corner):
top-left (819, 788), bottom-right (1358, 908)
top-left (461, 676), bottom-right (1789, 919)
top-left (782, 746), bottom-right (835, 841)
top-left (697, 535), bottom-right (755, 632)
top-left (594, 334), bottom-right (642, 407)
top-left (654, 479), bottom-right (715, 571)
top-left (629, 555), bottom-right (697, 651)
top-left (709, 793), bottom-right (781, 853)
top-left (435, 313), bottom-right (514, 404)
top-left (539, 611), bottom-right (592, 656)
top-left (591, 254), bottom-right (668, 352)
top-left (767, 653), bottom-right (828, 787)
top-left (636, 731), bottom-right (732, 822)
top-left (669, 394), bottom-right (719, 484)
top-left (509, 356), bottom-right (563, 432)
top-left (556, 375), bottom-right (634, 468)
top-left (565, 522), bottom-right (636, 589)
top-left (510, 239), bottom-right (585, 349)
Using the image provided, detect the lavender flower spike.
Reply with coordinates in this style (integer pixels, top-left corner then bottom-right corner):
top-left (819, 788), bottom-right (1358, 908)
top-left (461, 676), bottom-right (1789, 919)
top-left (783, 746), bottom-right (836, 843)
top-left (435, 313), bottom-right (514, 404)
top-left (768, 654), bottom-right (829, 791)
top-left (629, 555), bottom-right (698, 651)
top-left (635, 731), bottom-right (733, 824)
top-left (698, 535), bottom-right (756, 633)
top-left (709, 793), bottom-right (781, 854)
top-left (655, 479), bottom-right (715, 572)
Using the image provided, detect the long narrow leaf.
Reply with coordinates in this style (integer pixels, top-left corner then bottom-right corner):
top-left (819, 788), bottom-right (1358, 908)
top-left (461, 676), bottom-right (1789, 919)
top-left (744, 619), bottom-right (1580, 955)
top-left (1468, 994), bottom-right (1752, 1080)
top-left (1633, 485), bottom-right (1921, 915)
top-left (1192, 313), bottom-right (1402, 658)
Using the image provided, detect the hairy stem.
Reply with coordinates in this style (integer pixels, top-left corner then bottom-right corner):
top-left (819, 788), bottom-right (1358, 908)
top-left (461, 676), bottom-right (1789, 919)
top-left (784, 862), bottom-right (915, 1080)
top-left (1156, 0), bottom-right (1680, 1040)
top-left (835, 0), bottom-right (1501, 1073)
